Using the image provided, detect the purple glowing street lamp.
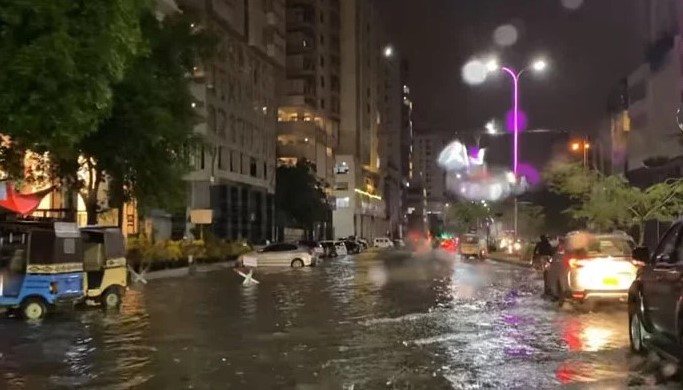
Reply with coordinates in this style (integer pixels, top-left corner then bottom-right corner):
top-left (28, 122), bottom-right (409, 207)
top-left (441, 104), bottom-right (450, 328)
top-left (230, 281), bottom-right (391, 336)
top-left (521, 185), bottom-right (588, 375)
top-left (485, 58), bottom-right (548, 236)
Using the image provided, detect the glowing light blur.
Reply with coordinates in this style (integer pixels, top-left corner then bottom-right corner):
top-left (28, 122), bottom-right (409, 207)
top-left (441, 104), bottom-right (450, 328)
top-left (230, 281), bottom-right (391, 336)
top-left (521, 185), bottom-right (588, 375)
top-left (532, 59), bottom-right (548, 72)
top-left (438, 139), bottom-right (535, 202)
top-left (505, 109), bottom-right (528, 133)
top-left (437, 140), bottom-right (486, 171)
top-left (383, 45), bottom-right (394, 58)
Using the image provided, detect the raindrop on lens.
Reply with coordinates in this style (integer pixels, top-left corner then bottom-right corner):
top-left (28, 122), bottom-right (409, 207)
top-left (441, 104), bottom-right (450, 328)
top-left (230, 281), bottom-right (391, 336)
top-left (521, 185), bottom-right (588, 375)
top-left (561, 0), bottom-right (584, 10)
top-left (462, 60), bottom-right (488, 85)
top-left (493, 24), bottom-right (518, 47)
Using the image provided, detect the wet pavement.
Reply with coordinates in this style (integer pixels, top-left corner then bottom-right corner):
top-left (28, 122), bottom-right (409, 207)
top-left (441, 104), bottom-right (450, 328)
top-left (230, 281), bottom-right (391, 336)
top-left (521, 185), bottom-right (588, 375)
top-left (0, 249), bottom-right (681, 389)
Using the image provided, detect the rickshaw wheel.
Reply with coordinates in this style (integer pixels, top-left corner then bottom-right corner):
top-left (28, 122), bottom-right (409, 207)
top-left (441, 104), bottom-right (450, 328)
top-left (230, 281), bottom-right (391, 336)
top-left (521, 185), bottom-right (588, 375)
top-left (21, 298), bottom-right (47, 320)
top-left (101, 288), bottom-right (122, 309)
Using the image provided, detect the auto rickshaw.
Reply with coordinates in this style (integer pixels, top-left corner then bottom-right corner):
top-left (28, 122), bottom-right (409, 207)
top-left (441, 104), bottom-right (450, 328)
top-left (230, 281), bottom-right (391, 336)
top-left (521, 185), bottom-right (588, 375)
top-left (0, 221), bottom-right (84, 319)
top-left (460, 233), bottom-right (487, 261)
top-left (80, 226), bottom-right (127, 308)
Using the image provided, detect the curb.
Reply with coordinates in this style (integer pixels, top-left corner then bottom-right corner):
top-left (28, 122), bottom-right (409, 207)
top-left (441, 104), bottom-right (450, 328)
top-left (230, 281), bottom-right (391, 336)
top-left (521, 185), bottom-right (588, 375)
top-left (141, 260), bottom-right (238, 281)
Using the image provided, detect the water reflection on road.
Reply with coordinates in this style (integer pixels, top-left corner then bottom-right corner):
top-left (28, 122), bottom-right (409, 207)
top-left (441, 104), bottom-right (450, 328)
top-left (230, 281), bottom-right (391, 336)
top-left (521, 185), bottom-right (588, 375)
top-left (0, 249), bottom-right (679, 389)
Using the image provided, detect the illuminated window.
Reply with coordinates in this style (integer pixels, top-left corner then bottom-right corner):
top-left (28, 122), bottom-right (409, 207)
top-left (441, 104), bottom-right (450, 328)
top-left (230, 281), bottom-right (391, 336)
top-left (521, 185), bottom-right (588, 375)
top-left (335, 163), bottom-right (349, 174)
top-left (336, 197), bottom-right (350, 208)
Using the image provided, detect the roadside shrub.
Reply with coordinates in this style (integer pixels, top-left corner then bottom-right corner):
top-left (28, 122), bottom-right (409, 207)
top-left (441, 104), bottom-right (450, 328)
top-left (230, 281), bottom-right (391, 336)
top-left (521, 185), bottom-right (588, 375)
top-left (125, 235), bottom-right (254, 270)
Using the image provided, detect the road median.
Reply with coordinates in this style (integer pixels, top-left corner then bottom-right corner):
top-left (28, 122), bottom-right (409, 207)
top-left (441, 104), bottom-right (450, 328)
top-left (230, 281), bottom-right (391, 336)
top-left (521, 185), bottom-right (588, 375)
top-left (487, 252), bottom-right (531, 267)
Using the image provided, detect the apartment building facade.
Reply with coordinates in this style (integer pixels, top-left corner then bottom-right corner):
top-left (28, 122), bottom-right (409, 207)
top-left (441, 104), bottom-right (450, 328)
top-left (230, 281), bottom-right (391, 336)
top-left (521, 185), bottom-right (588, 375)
top-left (332, 0), bottom-right (389, 239)
top-left (277, 0), bottom-right (341, 187)
top-left (616, 0), bottom-right (683, 172)
top-left (179, 0), bottom-right (285, 242)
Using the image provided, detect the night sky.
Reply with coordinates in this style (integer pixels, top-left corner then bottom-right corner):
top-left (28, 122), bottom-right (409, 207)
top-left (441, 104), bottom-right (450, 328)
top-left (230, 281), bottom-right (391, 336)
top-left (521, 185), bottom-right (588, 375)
top-left (377, 0), bottom-right (644, 168)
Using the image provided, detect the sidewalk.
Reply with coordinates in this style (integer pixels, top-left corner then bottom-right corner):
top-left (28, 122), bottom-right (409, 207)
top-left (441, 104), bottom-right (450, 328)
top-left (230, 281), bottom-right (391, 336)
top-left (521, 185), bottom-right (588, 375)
top-left (487, 252), bottom-right (531, 267)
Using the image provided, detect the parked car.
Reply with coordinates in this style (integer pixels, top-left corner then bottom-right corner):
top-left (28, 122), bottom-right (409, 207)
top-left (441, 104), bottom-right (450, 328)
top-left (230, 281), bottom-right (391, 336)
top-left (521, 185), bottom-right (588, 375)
top-left (297, 240), bottom-right (324, 257)
top-left (628, 221), bottom-right (683, 358)
top-left (238, 243), bottom-right (315, 268)
top-left (544, 233), bottom-right (638, 310)
top-left (251, 239), bottom-right (271, 252)
top-left (373, 237), bottom-right (394, 248)
top-left (321, 240), bottom-right (348, 257)
top-left (357, 238), bottom-right (369, 250)
top-left (341, 240), bottom-right (362, 254)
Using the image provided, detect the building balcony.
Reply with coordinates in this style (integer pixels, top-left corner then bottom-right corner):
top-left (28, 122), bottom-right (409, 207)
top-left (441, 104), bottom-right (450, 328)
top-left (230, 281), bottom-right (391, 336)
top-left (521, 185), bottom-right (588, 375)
top-left (277, 142), bottom-right (317, 161)
top-left (266, 11), bottom-right (279, 27)
top-left (278, 121), bottom-right (327, 144)
top-left (282, 94), bottom-right (317, 108)
top-left (193, 122), bottom-right (208, 136)
top-left (286, 32), bottom-right (315, 54)
top-left (286, 54), bottom-right (316, 75)
top-left (190, 82), bottom-right (206, 103)
top-left (288, 0), bottom-right (316, 8)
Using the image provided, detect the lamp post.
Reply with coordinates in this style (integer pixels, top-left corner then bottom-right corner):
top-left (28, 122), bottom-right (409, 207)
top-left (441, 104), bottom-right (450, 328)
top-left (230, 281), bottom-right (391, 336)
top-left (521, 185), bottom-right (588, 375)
top-left (485, 58), bottom-right (547, 239)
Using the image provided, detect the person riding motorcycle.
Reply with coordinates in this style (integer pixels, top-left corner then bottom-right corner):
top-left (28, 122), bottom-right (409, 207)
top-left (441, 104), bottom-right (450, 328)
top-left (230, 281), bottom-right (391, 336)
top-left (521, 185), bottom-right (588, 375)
top-left (532, 235), bottom-right (554, 270)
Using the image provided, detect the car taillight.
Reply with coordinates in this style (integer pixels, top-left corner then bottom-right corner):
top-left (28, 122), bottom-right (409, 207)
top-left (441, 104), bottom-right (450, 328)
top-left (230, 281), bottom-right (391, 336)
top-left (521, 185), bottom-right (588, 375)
top-left (566, 257), bottom-right (589, 269)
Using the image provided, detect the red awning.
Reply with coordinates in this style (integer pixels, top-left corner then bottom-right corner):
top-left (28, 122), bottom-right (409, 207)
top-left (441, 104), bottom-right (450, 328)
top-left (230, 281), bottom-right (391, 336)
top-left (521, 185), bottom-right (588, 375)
top-left (0, 182), bottom-right (53, 215)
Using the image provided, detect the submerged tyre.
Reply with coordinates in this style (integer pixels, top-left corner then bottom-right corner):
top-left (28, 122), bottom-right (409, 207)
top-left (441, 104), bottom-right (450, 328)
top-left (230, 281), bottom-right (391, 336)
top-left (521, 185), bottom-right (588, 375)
top-left (291, 259), bottom-right (304, 268)
top-left (101, 287), bottom-right (122, 309)
top-left (21, 298), bottom-right (47, 320)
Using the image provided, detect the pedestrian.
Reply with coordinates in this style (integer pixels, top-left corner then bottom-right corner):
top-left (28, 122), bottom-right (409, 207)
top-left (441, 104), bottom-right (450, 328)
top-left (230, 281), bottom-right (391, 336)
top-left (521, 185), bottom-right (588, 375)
top-left (532, 235), bottom-right (554, 270)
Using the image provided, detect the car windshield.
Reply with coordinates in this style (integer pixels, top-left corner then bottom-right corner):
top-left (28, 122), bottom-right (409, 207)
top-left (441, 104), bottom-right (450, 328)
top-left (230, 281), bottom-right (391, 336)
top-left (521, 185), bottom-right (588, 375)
top-left (9, 1), bottom-right (660, 386)
top-left (463, 236), bottom-right (478, 244)
top-left (573, 236), bottom-right (633, 258)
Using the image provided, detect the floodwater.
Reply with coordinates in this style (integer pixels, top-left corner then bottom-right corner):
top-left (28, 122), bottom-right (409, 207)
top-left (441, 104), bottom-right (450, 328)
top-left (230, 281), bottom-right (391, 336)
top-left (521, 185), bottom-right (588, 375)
top-left (0, 249), bottom-right (680, 389)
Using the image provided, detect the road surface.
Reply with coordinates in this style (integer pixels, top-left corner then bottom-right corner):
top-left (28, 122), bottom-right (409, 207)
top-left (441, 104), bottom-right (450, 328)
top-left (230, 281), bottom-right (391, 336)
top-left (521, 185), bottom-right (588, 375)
top-left (0, 249), bottom-right (679, 389)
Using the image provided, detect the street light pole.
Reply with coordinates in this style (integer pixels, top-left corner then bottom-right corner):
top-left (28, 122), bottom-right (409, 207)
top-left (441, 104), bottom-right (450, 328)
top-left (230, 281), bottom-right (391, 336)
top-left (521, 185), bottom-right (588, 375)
top-left (485, 58), bottom-right (547, 239)
top-left (500, 67), bottom-right (522, 239)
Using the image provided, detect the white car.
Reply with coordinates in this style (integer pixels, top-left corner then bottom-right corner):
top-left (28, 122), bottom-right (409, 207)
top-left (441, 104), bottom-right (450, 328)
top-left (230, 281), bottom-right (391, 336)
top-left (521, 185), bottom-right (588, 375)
top-left (239, 243), bottom-right (315, 268)
top-left (373, 237), bottom-right (394, 248)
top-left (544, 233), bottom-right (638, 309)
top-left (321, 240), bottom-right (348, 256)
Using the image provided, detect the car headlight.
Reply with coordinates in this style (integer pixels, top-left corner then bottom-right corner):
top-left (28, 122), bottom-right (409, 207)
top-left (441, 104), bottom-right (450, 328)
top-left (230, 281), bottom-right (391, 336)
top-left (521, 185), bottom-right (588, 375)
top-left (513, 242), bottom-right (521, 251)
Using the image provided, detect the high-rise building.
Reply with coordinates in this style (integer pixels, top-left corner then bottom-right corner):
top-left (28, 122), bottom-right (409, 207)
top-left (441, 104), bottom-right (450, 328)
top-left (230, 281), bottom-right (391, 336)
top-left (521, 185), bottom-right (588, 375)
top-left (332, 0), bottom-right (389, 240)
top-left (413, 131), bottom-right (448, 215)
top-left (400, 61), bottom-right (415, 184)
top-left (377, 49), bottom-right (403, 238)
top-left (178, 0), bottom-right (285, 241)
top-left (276, 0), bottom-right (341, 187)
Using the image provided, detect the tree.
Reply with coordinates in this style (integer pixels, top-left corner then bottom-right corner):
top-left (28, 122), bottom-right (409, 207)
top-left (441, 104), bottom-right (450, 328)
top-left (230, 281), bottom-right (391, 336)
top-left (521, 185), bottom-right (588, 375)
top-left (0, 0), bottom-right (150, 170)
top-left (544, 161), bottom-right (683, 244)
top-left (491, 201), bottom-right (547, 238)
top-left (275, 160), bottom-right (330, 235)
top-left (447, 201), bottom-right (491, 233)
top-left (63, 10), bottom-right (214, 224)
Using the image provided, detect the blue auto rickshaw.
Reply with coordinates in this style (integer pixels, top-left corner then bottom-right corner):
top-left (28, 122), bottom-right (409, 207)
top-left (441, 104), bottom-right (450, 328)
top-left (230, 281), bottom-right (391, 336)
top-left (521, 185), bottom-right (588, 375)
top-left (0, 221), bottom-right (84, 319)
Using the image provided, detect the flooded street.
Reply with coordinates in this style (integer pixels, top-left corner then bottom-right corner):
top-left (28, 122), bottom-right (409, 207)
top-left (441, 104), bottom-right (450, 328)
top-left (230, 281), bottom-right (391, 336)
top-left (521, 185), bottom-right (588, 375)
top-left (0, 249), bottom-right (679, 389)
